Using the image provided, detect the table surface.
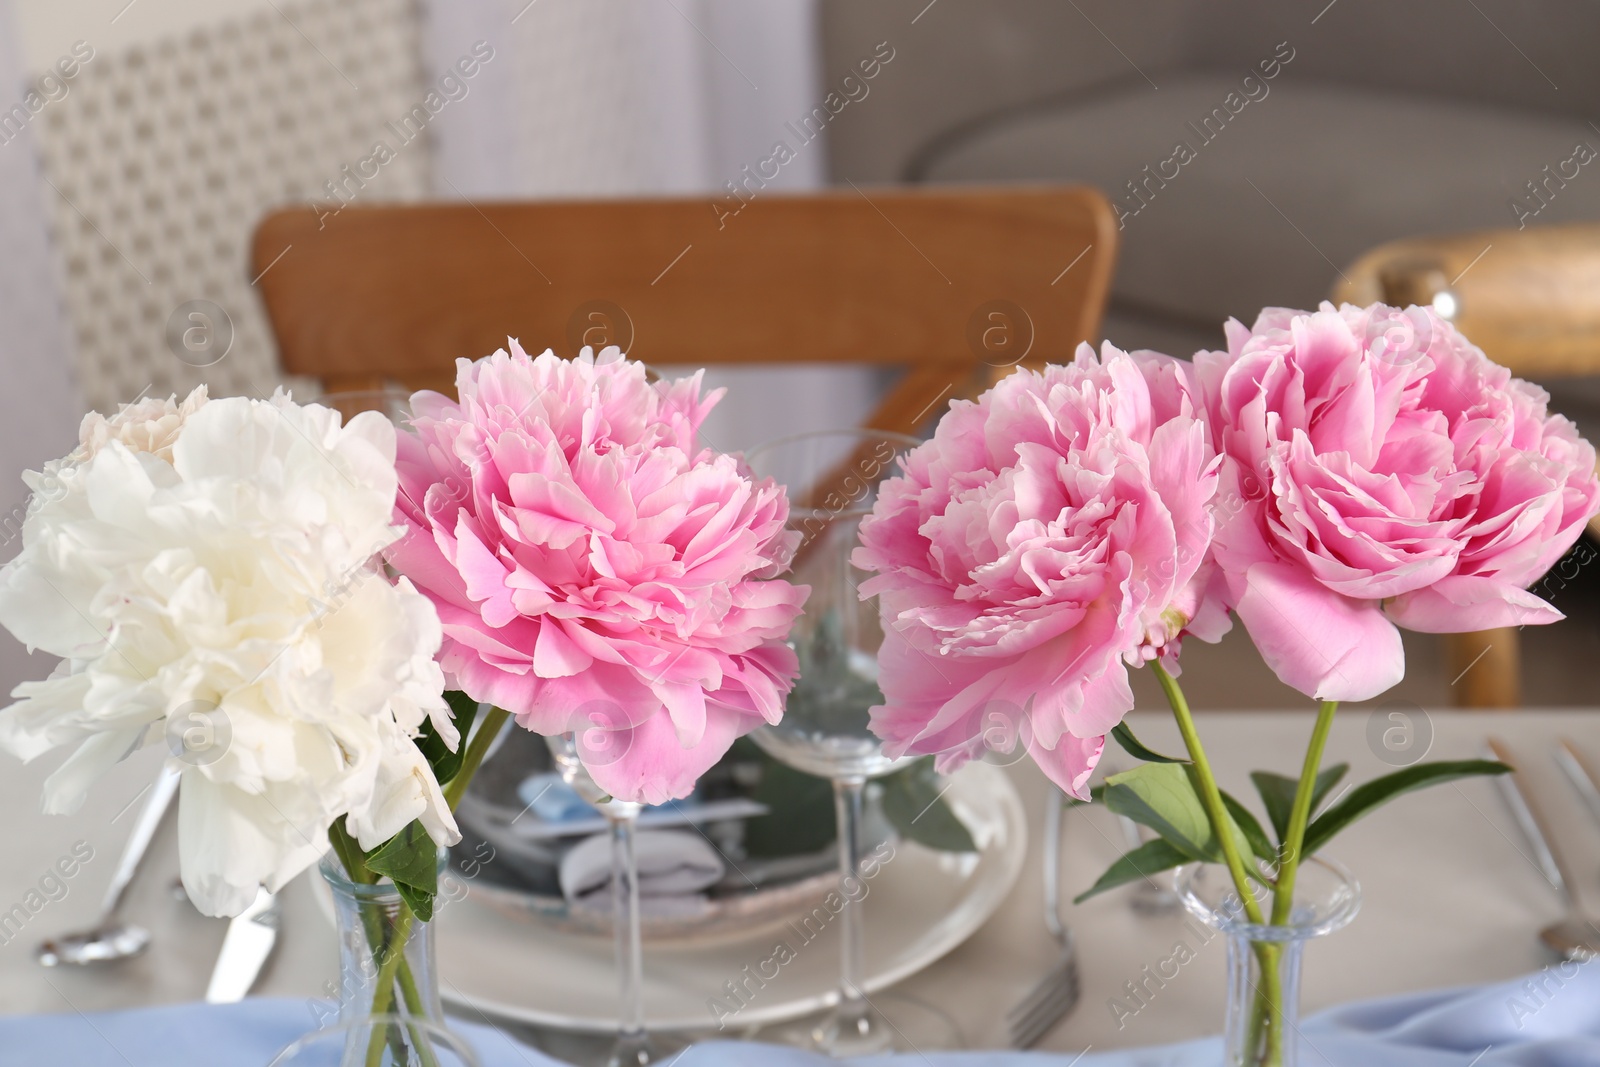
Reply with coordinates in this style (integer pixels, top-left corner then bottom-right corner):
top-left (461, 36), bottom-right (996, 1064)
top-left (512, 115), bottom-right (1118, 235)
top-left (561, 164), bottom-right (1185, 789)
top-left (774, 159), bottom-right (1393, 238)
top-left (3, 708), bottom-right (1598, 1057)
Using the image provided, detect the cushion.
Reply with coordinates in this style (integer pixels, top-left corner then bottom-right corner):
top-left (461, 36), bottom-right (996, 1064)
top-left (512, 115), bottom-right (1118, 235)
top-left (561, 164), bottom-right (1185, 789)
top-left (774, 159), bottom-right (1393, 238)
top-left (920, 74), bottom-right (1600, 328)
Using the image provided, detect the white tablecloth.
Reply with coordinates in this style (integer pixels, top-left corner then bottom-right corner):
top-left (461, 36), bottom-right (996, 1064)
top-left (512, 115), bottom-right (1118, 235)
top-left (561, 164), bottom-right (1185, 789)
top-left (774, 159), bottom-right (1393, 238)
top-left (2, 709), bottom-right (1597, 1056)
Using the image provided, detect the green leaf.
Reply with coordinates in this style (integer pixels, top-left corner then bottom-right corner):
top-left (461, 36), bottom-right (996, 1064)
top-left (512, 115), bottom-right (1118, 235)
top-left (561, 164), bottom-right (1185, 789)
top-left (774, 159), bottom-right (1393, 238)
top-left (743, 759), bottom-right (836, 858)
top-left (417, 691), bottom-right (480, 787)
top-left (882, 758), bottom-right (977, 853)
top-left (1104, 763), bottom-right (1221, 863)
top-left (364, 820), bottom-right (439, 921)
top-left (393, 880), bottom-right (434, 922)
top-left (1074, 838), bottom-right (1190, 903)
top-left (1110, 722), bottom-right (1188, 765)
top-left (1251, 763), bottom-right (1348, 844)
top-left (1220, 789), bottom-right (1276, 864)
top-left (1303, 759), bottom-right (1511, 857)
top-left (1104, 763), bottom-right (1260, 881)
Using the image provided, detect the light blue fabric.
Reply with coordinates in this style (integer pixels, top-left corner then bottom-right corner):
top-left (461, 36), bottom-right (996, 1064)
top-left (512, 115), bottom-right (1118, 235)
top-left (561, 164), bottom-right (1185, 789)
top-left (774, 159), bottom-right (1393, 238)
top-left (4, 961), bottom-right (1597, 1066)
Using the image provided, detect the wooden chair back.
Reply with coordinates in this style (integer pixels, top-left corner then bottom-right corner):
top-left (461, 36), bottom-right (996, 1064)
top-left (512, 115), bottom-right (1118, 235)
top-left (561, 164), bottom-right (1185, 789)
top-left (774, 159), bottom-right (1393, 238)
top-left (1336, 223), bottom-right (1600, 708)
top-left (249, 186), bottom-right (1117, 437)
top-left (1335, 223), bottom-right (1600, 380)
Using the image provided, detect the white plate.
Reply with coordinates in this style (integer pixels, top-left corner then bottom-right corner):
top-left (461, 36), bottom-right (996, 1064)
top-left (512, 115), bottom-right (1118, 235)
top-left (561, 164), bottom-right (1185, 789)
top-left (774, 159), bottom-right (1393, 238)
top-left (432, 761), bottom-right (1026, 1034)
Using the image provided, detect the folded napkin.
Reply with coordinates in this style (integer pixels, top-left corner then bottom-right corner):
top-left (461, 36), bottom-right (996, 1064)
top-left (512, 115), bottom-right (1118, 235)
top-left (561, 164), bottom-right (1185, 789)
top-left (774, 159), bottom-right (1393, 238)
top-left (519, 772), bottom-right (595, 824)
top-left (558, 828), bottom-right (725, 916)
top-left (4, 961), bottom-right (1598, 1066)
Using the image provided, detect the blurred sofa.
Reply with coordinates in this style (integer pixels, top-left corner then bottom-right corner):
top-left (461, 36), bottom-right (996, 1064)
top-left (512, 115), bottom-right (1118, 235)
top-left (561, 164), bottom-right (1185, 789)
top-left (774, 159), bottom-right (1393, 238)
top-left (820, 0), bottom-right (1600, 362)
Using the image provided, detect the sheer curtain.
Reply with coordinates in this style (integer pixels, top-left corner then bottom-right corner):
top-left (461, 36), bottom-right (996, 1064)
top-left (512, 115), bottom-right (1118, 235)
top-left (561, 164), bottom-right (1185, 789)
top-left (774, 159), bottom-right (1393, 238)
top-left (421, 0), bottom-right (879, 453)
top-left (0, 0), bottom-right (86, 697)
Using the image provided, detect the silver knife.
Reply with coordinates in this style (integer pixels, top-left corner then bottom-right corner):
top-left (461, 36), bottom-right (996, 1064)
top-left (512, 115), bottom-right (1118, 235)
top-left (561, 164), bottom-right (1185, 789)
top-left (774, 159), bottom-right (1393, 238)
top-left (204, 886), bottom-right (281, 1003)
top-left (1555, 738), bottom-right (1600, 826)
top-left (1486, 737), bottom-right (1577, 899)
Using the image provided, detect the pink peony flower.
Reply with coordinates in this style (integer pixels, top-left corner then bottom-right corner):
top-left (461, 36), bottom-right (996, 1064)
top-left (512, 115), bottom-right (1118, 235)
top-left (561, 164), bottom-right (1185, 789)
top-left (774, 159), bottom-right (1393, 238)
top-left (386, 343), bottom-right (807, 805)
top-left (1195, 302), bottom-right (1600, 702)
top-left (854, 344), bottom-right (1223, 798)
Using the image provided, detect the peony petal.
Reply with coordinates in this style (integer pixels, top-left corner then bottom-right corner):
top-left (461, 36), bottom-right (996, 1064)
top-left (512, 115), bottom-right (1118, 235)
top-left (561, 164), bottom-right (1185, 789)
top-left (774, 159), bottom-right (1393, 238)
top-left (1383, 575), bottom-right (1563, 632)
top-left (1066, 658), bottom-right (1136, 739)
top-left (533, 620), bottom-right (594, 678)
top-left (656, 681), bottom-right (708, 749)
top-left (583, 702), bottom-right (745, 806)
top-left (177, 771), bottom-right (329, 918)
top-left (451, 517), bottom-right (517, 628)
top-left (1028, 732), bottom-right (1106, 800)
top-left (40, 728), bottom-right (145, 815)
top-left (1233, 560), bottom-right (1403, 701)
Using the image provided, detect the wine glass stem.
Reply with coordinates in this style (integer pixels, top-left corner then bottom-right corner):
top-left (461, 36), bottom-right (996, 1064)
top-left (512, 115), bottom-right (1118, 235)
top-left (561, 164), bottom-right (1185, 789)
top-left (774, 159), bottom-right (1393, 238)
top-left (833, 775), bottom-right (869, 1027)
top-left (609, 809), bottom-right (647, 1047)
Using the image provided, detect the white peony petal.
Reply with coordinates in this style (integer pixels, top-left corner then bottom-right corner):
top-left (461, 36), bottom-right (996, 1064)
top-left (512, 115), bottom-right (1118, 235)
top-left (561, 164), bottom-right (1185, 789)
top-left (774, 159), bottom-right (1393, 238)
top-left (0, 563), bottom-right (108, 657)
top-left (345, 723), bottom-right (460, 852)
top-left (0, 391), bottom-right (454, 917)
top-left (0, 668), bottom-right (94, 760)
top-left (177, 770), bottom-right (329, 917)
top-left (41, 727), bottom-right (146, 814)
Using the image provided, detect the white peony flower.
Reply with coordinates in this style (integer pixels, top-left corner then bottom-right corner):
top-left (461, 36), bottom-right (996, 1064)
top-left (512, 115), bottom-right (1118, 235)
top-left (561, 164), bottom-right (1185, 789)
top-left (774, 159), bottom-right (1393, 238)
top-left (77, 386), bottom-right (210, 464)
top-left (0, 388), bottom-right (459, 917)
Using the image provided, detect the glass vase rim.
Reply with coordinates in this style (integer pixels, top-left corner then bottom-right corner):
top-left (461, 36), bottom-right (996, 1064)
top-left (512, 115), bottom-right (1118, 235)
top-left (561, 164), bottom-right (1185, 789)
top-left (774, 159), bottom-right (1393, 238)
top-left (318, 849), bottom-right (447, 900)
top-left (1174, 855), bottom-right (1361, 942)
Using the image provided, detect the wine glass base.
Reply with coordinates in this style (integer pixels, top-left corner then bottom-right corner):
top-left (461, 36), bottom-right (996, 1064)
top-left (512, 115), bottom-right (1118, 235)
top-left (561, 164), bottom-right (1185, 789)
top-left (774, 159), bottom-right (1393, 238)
top-left (605, 1030), bottom-right (685, 1067)
top-left (758, 992), bottom-right (963, 1056)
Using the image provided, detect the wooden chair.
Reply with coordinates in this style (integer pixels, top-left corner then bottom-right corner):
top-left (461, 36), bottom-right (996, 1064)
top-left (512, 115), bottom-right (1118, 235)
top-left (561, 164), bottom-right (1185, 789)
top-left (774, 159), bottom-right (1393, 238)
top-left (248, 187), bottom-right (1117, 440)
top-left (1336, 223), bottom-right (1600, 707)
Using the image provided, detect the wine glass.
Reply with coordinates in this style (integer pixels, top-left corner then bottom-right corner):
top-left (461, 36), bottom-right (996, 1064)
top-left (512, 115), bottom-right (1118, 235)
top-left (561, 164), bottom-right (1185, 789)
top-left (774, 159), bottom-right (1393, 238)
top-left (745, 428), bottom-right (958, 1056)
top-left (545, 730), bottom-right (681, 1067)
top-left (309, 383), bottom-right (412, 422)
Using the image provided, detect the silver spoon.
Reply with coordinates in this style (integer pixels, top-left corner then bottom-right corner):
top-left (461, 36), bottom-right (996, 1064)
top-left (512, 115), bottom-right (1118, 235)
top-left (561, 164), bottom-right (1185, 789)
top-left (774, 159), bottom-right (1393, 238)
top-left (1486, 737), bottom-right (1600, 960)
top-left (37, 765), bottom-right (181, 966)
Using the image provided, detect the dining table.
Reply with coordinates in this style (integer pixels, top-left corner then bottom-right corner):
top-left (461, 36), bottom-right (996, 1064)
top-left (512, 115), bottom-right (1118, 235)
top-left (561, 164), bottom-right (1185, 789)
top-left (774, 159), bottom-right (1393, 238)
top-left (3, 707), bottom-right (1600, 1065)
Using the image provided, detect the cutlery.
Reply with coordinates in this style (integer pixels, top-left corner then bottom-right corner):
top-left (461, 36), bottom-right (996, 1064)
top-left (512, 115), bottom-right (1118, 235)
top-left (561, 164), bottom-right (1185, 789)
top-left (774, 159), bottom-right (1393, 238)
top-left (1554, 738), bottom-right (1600, 827)
top-left (37, 765), bottom-right (181, 966)
top-left (1006, 784), bottom-right (1080, 1048)
top-left (1485, 737), bottom-right (1600, 960)
top-left (204, 886), bottom-right (281, 1003)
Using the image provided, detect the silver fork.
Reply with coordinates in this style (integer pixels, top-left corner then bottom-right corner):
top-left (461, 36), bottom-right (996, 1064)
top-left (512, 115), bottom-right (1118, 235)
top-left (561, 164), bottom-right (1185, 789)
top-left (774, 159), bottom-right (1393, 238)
top-left (1006, 784), bottom-right (1081, 1048)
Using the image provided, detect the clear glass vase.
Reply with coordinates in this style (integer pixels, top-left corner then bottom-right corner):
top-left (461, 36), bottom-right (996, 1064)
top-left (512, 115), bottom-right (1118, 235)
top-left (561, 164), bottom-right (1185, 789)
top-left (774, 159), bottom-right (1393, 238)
top-left (311, 854), bottom-right (471, 1067)
top-left (269, 1015), bottom-right (478, 1067)
top-left (1176, 857), bottom-right (1360, 1067)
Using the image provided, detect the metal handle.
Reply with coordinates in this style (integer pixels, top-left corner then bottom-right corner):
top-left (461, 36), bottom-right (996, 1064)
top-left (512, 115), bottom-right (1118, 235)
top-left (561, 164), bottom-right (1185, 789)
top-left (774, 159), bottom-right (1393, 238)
top-left (99, 765), bottom-right (181, 921)
top-left (1487, 737), bottom-right (1580, 908)
top-left (1556, 738), bottom-right (1600, 828)
top-left (1042, 784), bottom-right (1066, 943)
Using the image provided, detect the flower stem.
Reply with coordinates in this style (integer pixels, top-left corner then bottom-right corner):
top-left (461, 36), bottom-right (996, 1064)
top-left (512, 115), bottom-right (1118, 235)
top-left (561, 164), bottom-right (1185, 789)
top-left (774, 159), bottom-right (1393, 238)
top-left (328, 819), bottom-right (373, 885)
top-left (1150, 662), bottom-right (1265, 925)
top-left (332, 706), bottom-right (511, 1067)
top-left (364, 908), bottom-right (410, 1067)
top-left (1152, 662), bottom-right (1286, 1066)
top-left (329, 821), bottom-right (437, 1067)
top-left (1271, 699), bottom-right (1338, 925)
top-left (443, 706), bottom-right (511, 810)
